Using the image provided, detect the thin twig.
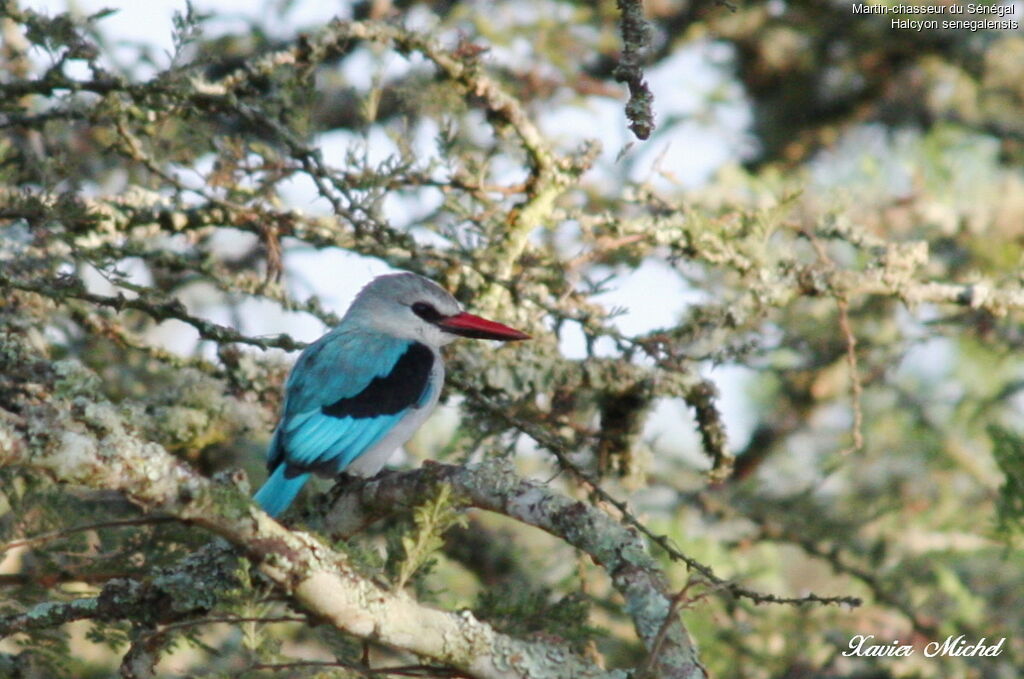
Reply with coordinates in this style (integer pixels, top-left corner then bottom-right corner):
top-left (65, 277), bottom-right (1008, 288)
top-left (1, 516), bottom-right (178, 556)
top-left (836, 297), bottom-right (864, 455)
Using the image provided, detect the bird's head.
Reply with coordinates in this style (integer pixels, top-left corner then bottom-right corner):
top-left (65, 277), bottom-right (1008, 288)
top-left (346, 273), bottom-right (530, 347)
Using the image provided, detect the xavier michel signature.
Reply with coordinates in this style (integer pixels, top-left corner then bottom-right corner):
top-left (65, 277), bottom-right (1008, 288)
top-left (844, 634), bottom-right (1006, 658)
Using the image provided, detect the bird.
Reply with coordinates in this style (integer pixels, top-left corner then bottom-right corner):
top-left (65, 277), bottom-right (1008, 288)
top-left (254, 272), bottom-right (530, 517)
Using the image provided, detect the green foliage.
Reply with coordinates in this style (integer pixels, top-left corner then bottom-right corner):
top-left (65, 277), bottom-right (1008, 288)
top-left (390, 483), bottom-right (468, 591)
top-left (10, 624), bottom-right (73, 677)
top-left (989, 425), bottom-right (1024, 540)
top-left (475, 587), bottom-right (602, 653)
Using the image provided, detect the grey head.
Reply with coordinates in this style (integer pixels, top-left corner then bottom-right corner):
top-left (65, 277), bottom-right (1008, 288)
top-left (343, 272), bottom-right (530, 347)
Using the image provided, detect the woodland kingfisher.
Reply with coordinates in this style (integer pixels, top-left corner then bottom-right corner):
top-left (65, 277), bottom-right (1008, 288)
top-left (254, 272), bottom-right (530, 516)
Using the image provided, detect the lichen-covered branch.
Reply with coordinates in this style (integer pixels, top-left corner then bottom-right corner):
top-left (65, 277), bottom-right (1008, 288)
top-left (0, 271), bottom-right (302, 352)
top-left (319, 462), bottom-right (707, 679)
top-left (0, 598), bottom-right (101, 638)
top-left (0, 358), bottom-right (627, 679)
top-left (0, 543), bottom-right (235, 642)
top-left (211, 18), bottom-right (592, 311)
top-left (454, 384), bottom-right (862, 610)
top-left (614, 0), bottom-right (655, 139)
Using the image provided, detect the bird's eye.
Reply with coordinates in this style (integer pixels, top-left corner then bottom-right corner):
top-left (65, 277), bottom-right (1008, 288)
top-left (411, 302), bottom-right (444, 323)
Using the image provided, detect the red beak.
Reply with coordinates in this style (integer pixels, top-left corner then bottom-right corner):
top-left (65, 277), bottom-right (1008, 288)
top-left (437, 312), bottom-right (531, 341)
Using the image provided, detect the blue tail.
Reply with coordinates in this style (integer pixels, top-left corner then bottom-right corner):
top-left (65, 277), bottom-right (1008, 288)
top-left (254, 465), bottom-right (310, 517)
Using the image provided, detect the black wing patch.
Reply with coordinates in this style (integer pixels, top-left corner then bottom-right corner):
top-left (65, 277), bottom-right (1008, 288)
top-left (321, 342), bottom-right (434, 419)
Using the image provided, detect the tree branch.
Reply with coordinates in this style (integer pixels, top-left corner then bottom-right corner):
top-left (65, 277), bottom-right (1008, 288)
top-left (0, 360), bottom-right (631, 679)
top-left (318, 462), bottom-right (707, 679)
top-left (614, 0), bottom-right (656, 139)
top-left (0, 597), bottom-right (101, 637)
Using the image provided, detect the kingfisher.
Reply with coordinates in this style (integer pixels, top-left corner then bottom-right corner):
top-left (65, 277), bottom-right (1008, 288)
top-left (254, 272), bottom-right (530, 517)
